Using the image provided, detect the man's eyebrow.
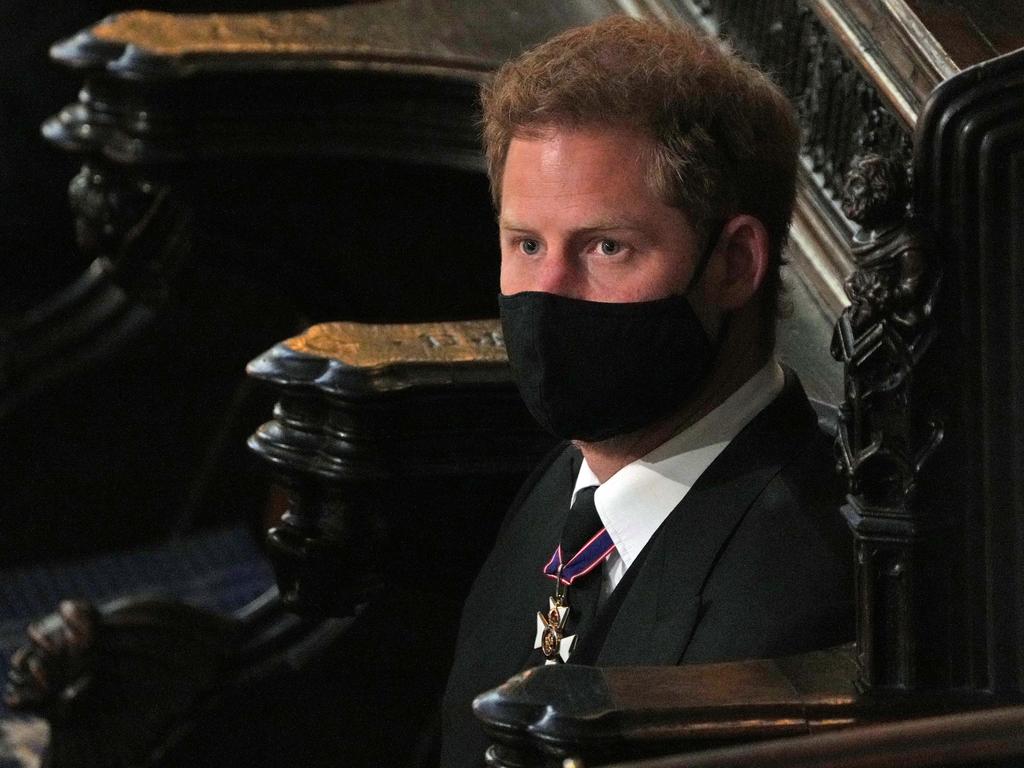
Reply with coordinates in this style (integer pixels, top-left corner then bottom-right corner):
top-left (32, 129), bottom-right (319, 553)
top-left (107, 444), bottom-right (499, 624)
top-left (498, 217), bottom-right (532, 231)
top-left (498, 218), bottom-right (646, 232)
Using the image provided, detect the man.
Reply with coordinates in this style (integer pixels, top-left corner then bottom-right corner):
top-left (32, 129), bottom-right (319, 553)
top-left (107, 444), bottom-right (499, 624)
top-left (442, 15), bottom-right (853, 764)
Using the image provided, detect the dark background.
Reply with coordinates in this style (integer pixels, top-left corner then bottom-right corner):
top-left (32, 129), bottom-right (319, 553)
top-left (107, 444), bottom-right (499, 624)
top-left (0, 0), bottom-right (502, 567)
top-left (0, 0), bottom-right (357, 315)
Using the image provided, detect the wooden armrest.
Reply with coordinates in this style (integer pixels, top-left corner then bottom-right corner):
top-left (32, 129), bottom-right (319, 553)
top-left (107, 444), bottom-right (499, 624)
top-left (602, 704), bottom-right (1024, 768)
top-left (474, 647), bottom-right (859, 765)
top-left (246, 319), bottom-right (553, 616)
top-left (473, 646), bottom-right (999, 767)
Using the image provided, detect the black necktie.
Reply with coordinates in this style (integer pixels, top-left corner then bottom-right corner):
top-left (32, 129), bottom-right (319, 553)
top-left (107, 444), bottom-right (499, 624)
top-left (561, 485), bottom-right (602, 560)
top-left (530, 485), bottom-right (614, 666)
top-left (558, 486), bottom-right (606, 658)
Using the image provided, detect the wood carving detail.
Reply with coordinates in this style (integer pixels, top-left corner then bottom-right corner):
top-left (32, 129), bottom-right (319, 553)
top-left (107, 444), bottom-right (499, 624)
top-left (67, 164), bottom-right (192, 303)
top-left (5, 598), bottom-right (238, 768)
top-left (832, 221), bottom-right (940, 506)
top-left (283, 319), bottom-right (507, 367)
top-left (830, 151), bottom-right (942, 689)
top-left (247, 320), bottom-right (551, 618)
top-left (5, 601), bottom-right (101, 716)
top-left (681, 0), bottom-right (913, 235)
top-left (0, 167), bottom-right (191, 416)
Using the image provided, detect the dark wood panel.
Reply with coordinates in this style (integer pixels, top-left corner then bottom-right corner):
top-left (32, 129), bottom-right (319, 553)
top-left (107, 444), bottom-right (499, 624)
top-left (602, 704), bottom-right (1024, 768)
top-left (905, 0), bottom-right (1024, 68)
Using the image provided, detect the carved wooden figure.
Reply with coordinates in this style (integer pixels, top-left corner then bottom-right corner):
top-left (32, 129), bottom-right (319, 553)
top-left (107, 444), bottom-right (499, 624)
top-left (832, 151), bottom-right (942, 691)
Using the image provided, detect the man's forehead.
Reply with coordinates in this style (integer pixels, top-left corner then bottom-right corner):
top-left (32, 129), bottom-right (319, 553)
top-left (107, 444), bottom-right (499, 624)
top-left (505, 125), bottom-right (654, 160)
top-left (502, 130), bottom-right (651, 199)
top-left (499, 136), bottom-right (681, 225)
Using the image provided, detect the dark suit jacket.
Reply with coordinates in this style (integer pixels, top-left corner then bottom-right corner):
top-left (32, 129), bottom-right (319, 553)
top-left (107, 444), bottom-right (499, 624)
top-left (441, 371), bottom-right (854, 766)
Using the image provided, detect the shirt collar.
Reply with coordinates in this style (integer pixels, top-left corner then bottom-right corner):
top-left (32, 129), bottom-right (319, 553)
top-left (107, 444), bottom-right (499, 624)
top-left (572, 359), bottom-right (785, 571)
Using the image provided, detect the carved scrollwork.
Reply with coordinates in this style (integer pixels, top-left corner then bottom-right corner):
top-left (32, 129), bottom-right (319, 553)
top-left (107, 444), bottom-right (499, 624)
top-left (0, 166), bottom-right (192, 414)
top-left (702, 0), bottom-right (913, 232)
top-left (4, 601), bottom-right (101, 716)
top-left (66, 164), bottom-right (192, 305)
top-left (831, 214), bottom-right (940, 505)
top-left (5, 597), bottom-right (238, 768)
top-left (69, 165), bottom-right (157, 257)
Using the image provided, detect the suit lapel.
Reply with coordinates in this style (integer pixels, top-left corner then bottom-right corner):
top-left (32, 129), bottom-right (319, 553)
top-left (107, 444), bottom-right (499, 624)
top-left (595, 371), bottom-right (818, 666)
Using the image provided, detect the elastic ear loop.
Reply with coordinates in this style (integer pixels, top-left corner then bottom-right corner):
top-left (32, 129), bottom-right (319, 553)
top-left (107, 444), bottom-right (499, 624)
top-left (687, 219), bottom-right (732, 348)
top-left (686, 219), bottom-right (726, 291)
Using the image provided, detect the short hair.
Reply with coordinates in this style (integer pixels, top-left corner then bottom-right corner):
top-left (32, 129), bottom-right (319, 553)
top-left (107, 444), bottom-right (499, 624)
top-left (481, 15), bottom-right (800, 323)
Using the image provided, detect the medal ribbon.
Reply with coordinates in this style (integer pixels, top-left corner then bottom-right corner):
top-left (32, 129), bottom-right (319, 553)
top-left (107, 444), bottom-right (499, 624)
top-left (542, 528), bottom-right (616, 586)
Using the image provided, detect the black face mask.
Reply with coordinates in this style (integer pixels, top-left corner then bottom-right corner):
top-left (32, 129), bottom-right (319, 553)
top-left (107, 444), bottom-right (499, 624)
top-left (498, 289), bottom-right (715, 442)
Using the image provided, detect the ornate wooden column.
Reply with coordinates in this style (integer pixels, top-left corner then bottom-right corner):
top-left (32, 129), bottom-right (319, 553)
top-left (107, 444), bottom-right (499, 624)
top-left (911, 46), bottom-right (1024, 696)
top-left (680, 0), bottom-right (1024, 697)
top-left (830, 44), bottom-right (1024, 698)
top-left (831, 160), bottom-right (942, 690)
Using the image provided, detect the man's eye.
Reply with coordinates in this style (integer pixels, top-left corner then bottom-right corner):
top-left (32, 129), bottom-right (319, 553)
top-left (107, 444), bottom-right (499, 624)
top-left (520, 239), bottom-right (540, 255)
top-left (599, 239), bottom-right (622, 256)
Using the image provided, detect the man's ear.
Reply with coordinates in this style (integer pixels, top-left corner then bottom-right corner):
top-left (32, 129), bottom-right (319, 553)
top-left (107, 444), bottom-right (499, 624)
top-left (701, 214), bottom-right (771, 310)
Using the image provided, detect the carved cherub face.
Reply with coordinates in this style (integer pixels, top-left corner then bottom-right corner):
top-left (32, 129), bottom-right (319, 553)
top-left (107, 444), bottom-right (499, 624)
top-left (841, 153), bottom-right (907, 229)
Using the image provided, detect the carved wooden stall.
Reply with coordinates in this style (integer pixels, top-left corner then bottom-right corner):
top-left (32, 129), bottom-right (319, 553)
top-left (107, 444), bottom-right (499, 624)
top-left (3, 1), bottom-right (1024, 767)
top-left (0, 0), bottom-right (596, 565)
top-left (1, 3), bottom-right (612, 766)
top-left (6, 319), bottom-right (553, 767)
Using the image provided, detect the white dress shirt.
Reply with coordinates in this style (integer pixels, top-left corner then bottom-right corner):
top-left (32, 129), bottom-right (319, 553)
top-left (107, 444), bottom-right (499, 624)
top-left (570, 359), bottom-right (786, 597)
